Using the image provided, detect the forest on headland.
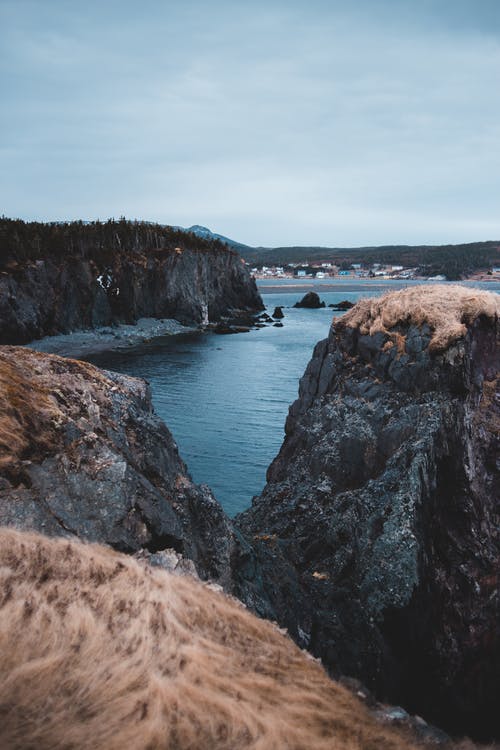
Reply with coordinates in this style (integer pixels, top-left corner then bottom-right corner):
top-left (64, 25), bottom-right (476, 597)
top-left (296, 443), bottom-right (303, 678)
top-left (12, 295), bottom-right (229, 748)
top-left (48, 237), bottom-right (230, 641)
top-left (1, 217), bottom-right (499, 280)
top-left (0, 218), bottom-right (230, 271)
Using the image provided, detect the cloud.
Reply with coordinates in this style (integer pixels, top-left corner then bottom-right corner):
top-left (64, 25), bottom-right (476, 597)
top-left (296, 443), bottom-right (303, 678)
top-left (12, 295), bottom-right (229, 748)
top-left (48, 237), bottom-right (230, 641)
top-left (1, 0), bottom-right (500, 245)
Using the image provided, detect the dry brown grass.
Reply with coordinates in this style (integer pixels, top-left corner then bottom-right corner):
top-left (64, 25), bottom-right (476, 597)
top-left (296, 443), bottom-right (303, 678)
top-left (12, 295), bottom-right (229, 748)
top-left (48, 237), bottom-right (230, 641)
top-left (0, 346), bottom-right (121, 476)
top-left (0, 526), bottom-right (422, 750)
top-left (339, 285), bottom-right (500, 352)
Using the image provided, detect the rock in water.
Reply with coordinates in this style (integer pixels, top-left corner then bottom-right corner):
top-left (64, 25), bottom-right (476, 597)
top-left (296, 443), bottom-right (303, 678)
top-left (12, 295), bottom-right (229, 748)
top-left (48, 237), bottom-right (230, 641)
top-left (272, 306), bottom-right (285, 319)
top-left (237, 285), bottom-right (500, 740)
top-left (328, 299), bottom-right (355, 310)
top-left (293, 291), bottom-right (325, 308)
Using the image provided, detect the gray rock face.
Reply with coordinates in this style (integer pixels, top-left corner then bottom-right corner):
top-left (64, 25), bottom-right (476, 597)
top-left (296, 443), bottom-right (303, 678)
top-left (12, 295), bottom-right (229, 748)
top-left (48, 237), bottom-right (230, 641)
top-left (293, 291), bottom-right (325, 308)
top-left (0, 247), bottom-right (263, 344)
top-left (0, 347), bottom-right (250, 589)
top-left (237, 298), bottom-right (499, 740)
top-left (1, 286), bottom-right (498, 742)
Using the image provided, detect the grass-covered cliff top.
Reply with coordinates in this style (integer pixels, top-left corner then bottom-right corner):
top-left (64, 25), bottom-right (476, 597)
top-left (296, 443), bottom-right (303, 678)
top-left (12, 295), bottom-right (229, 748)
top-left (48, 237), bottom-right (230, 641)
top-left (0, 217), bottom-right (235, 271)
top-left (340, 284), bottom-right (500, 352)
top-left (0, 346), bottom-right (119, 478)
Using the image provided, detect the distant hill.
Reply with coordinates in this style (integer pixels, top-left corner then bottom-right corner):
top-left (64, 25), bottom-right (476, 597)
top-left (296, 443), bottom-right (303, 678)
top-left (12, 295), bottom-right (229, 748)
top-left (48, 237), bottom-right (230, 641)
top-left (177, 225), bottom-right (251, 253)
top-left (172, 227), bottom-right (500, 280)
top-left (241, 242), bottom-right (500, 273)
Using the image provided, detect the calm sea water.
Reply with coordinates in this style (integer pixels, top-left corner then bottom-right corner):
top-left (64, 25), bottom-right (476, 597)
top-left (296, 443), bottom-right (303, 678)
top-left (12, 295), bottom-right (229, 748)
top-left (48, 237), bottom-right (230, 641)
top-left (86, 279), bottom-right (500, 516)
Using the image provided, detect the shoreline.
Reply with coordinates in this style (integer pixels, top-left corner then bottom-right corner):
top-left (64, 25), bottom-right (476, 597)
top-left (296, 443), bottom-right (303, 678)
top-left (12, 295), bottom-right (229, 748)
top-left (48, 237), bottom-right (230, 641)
top-left (25, 317), bottom-right (198, 358)
top-left (257, 277), bottom-right (500, 293)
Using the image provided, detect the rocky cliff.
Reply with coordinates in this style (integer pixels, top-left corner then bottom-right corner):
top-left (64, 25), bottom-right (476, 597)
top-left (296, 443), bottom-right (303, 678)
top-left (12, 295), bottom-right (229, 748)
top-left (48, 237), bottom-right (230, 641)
top-left (0, 346), bottom-right (252, 587)
top-left (237, 285), bottom-right (500, 740)
top-left (0, 219), bottom-right (263, 343)
top-left (1, 285), bottom-right (498, 742)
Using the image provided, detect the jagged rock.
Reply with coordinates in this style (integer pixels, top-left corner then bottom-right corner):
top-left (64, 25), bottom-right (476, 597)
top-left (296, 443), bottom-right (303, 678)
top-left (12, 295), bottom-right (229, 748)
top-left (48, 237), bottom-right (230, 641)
top-left (293, 292), bottom-right (325, 308)
top-left (237, 285), bottom-right (500, 740)
top-left (329, 299), bottom-right (355, 310)
top-left (134, 547), bottom-right (199, 578)
top-left (0, 347), bottom-right (242, 588)
top-left (272, 306), bottom-right (285, 319)
top-left (213, 324), bottom-right (251, 334)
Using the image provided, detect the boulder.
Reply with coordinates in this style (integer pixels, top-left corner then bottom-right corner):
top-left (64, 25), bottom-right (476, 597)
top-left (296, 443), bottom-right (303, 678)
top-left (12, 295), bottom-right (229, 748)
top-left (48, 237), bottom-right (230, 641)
top-left (328, 299), bottom-right (355, 310)
top-left (293, 292), bottom-right (325, 309)
top-left (272, 306), bottom-right (285, 319)
top-left (213, 324), bottom-right (250, 334)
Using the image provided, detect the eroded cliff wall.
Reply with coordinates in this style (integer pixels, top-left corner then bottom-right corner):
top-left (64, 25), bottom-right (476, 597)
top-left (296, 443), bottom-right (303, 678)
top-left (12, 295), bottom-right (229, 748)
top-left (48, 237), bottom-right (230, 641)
top-left (0, 220), bottom-right (263, 343)
top-left (0, 346), bottom-right (244, 585)
top-left (237, 285), bottom-right (500, 739)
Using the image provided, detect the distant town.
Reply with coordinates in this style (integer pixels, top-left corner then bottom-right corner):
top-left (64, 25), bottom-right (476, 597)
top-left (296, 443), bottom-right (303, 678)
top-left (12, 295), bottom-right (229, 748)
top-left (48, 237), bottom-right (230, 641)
top-left (249, 260), bottom-right (500, 282)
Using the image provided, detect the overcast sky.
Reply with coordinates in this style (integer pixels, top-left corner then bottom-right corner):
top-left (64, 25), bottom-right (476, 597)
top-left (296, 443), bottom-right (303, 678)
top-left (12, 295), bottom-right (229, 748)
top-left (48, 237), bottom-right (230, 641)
top-left (1, 0), bottom-right (500, 246)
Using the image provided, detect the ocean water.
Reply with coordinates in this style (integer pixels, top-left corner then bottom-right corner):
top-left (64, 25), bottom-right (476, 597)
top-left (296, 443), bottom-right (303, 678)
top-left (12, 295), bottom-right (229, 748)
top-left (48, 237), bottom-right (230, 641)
top-left (86, 279), bottom-right (500, 516)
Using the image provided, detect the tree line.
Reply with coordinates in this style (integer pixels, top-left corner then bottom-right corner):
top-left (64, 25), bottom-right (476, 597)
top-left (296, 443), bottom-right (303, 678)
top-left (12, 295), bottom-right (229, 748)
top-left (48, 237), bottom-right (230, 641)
top-left (0, 218), bottom-right (230, 271)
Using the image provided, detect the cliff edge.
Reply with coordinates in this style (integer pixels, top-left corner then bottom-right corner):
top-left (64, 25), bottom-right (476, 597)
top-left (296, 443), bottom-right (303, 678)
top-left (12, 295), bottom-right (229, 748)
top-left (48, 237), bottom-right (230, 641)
top-left (0, 219), bottom-right (263, 343)
top-left (237, 285), bottom-right (500, 740)
top-left (0, 346), bottom-right (246, 585)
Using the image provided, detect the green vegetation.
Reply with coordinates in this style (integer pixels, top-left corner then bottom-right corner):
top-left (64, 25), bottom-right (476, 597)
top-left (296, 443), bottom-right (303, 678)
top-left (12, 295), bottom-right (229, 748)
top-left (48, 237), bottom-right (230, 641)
top-left (0, 218), bottom-right (230, 271)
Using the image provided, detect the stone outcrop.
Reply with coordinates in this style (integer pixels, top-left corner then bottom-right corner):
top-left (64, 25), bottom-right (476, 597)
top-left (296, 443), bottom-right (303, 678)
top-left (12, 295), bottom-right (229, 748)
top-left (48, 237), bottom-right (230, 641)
top-left (293, 291), bottom-right (325, 308)
top-left (0, 346), bottom-right (250, 588)
top-left (0, 220), bottom-right (263, 344)
top-left (329, 299), bottom-right (355, 310)
top-left (237, 285), bottom-right (500, 740)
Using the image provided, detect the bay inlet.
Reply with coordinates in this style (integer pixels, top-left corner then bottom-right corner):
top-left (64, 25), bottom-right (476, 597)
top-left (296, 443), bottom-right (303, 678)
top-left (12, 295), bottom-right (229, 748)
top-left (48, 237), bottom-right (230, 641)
top-left (86, 279), bottom-right (500, 516)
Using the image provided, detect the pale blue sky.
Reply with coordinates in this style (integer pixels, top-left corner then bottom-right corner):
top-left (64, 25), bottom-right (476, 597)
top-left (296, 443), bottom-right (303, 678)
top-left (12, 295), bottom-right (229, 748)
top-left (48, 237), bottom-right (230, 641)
top-left (1, 0), bottom-right (500, 246)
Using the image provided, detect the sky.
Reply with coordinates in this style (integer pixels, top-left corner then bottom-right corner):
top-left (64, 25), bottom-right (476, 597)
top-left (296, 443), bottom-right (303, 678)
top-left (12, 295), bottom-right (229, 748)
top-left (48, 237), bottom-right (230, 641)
top-left (1, 0), bottom-right (500, 247)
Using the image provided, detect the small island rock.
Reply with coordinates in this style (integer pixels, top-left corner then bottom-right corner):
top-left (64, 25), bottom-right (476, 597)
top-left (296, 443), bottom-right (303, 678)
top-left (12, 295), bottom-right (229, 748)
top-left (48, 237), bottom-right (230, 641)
top-left (293, 292), bottom-right (325, 309)
top-left (328, 299), bottom-right (355, 310)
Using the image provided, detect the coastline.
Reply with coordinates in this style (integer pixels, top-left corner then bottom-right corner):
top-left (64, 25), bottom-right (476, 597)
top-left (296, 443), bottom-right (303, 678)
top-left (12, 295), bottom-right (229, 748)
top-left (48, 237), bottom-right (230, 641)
top-left (25, 317), bottom-right (198, 358)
